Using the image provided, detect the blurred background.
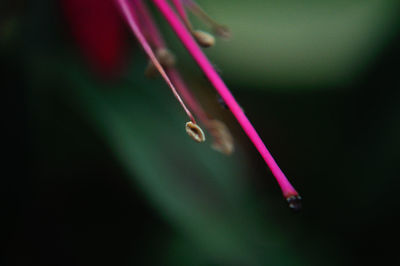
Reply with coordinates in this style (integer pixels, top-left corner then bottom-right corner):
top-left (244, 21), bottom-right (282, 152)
top-left (2, 0), bottom-right (400, 265)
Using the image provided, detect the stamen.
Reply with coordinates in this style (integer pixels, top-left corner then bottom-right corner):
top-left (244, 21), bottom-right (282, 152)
top-left (185, 121), bottom-right (205, 142)
top-left (116, 0), bottom-right (196, 123)
top-left (131, 0), bottom-right (175, 77)
top-left (133, 0), bottom-right (230, 149)
top-left (208, 120), bottom-right (234, 155)
top-left (145, 48), bottom-right (176, 77)
top-left (192, 30), bottom-right (215, 47)
top-left (171, 0), bottom-right (215, 47)
top-left (131, 0), bottom-right (165, 47)
top-left (171, 0), bottom-right (192, 30)
top-left (155, 48), bottom-right (176, 66)
top-left (167, 68), bottom-right (209, 123)
top-left (182, 0), bottom-right (231, 39)
top-left (152, 0), bottom-right (300, 204)
top-left (168, 68), bottom-right (237, 153)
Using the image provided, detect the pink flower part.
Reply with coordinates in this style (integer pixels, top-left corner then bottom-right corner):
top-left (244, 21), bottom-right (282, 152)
top-left (152, 0), bottom-right (299, 199)
top-left (131, 0), bottom-right (165, 48)
top-left (131, 0), bottom-right (208, 126)
top-left (116, 0), bottom-right (195, 123)
top-left (167, 68), bottom-right (210, 124)
top-left (171, 0), bottom-right (191, 27)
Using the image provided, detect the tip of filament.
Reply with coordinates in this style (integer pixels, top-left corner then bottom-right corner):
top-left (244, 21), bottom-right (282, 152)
top-left (286, 195), bottom-right (302, 212)
top-left (193, 30), bottom-right (215, 47)
top-left (185, 121), bottom-right (206, 143)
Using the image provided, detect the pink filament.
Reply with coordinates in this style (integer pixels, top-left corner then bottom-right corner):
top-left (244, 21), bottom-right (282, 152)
top-left (167, 68), bottom-right (210, 125)
top-left (131, 0), bottom-right (165, 48)
top-left (152, 0), bottom-right (298, 197)
top-left (171, 0), bottom-right (191, 28)
top-left (133, 0), bottom-right (210, 126)
top-left (116, 0), bottom-right (195, 123)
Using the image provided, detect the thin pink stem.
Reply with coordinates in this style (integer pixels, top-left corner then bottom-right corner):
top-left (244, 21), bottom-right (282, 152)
top-left (116, 0), bottom-right (195, 123)
top-left (171, 0), bottom-right (192, 29)
top-left (152, 0), bottom-right (299, 198)
top-left (132, 0), bottom-right (209, 126)
top-left (167, 68), bottom-right (210, 124)
top-left (131, 0), bottom-right (165, 48)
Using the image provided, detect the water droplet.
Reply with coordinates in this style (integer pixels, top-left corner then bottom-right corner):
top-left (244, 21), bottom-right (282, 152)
top-left (286, 195), bottom-right (302, 212)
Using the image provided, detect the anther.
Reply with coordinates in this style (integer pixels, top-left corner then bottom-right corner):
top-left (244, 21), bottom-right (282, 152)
top-left (146, 48), bottom-right (176, 77)
top-left (156, 48), bottom-right (176, 66)
top-left (208, 120), bottom-right (234, 155)
top-left (192, 30), bottom-right (215, 47)
top-left (117, 0), bottom-right (196, 122)
top-left (185, 121), bottom-right (206, 142)
top-left (171, 0), bottom-right (220, 47)
top-left (286, 195), bottom-right (302, 212)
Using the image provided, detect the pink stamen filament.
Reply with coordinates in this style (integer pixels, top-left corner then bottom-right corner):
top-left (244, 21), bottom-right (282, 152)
top-left (131, 0), bottom-right (165, 47)
top-left (132, 0), bottom-right (210, 127)
top-left (167, 68), bottom-right (210, 125)
top-left (116, 0), bottom-right (195, 123)
top-left (152, 0), bottom-right (299, 198)
top-left (172, 0), bottom-right (216, 48)
top-left (171, 0), bottom-right (193, 30)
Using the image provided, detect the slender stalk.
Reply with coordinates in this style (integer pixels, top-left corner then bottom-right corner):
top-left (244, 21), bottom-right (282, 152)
top-left (132, 0), bottom-right (233, 154)
top-left (152, 0), bottom-right (299, 199)
top-left (131, 0), bottom-right (165, 47)
top-left (172, 0), bottom-right (216, 48)
top-left (168, 68), bottom-right (210, 124)
top-left (132, 0), bottom-right (209, 128)
top-left (171, 0), bottom-right (192, 29)
top-left (116, 0), bottom-right (195, 123)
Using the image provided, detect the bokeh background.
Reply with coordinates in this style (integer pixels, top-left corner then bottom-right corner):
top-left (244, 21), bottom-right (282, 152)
top-left (3, 0), bottom-right (400, 265)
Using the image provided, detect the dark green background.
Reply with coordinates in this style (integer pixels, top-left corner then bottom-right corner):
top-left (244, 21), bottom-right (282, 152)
top-left (3, 0), bottom-right (400, 265)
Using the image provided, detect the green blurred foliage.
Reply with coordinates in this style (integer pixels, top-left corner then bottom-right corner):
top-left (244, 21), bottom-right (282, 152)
top-left (194, 0), bottom-right (400, 88)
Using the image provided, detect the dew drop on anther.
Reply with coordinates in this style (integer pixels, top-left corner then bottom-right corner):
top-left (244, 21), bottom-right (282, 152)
top-left (286, 195), bottom-right (302, 212)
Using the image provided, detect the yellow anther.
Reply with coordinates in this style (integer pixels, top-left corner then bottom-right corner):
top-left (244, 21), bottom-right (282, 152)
top-left (185, 121), bottom-right (206, 143)
top-left (193, 30), bottom-right (215, 48)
